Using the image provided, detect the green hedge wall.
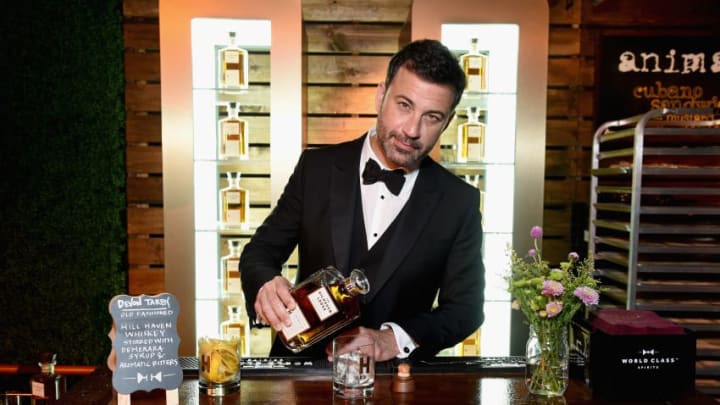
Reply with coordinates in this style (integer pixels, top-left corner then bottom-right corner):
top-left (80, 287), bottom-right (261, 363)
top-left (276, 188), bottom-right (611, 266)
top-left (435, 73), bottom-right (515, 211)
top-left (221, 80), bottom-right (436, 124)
top-left (0, 1), bottom-right (126, 366)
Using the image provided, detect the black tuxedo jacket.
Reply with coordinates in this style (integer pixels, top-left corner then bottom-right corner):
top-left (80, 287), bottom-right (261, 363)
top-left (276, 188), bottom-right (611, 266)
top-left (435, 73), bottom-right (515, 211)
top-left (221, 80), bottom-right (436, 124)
top-left (240, 134), bottom-right (485, 359)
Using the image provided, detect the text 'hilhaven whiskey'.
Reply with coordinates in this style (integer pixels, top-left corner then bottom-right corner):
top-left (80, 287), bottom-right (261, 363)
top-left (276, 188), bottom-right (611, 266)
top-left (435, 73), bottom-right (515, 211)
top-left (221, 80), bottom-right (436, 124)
top-left (280, 267), bottom-right (370, 353)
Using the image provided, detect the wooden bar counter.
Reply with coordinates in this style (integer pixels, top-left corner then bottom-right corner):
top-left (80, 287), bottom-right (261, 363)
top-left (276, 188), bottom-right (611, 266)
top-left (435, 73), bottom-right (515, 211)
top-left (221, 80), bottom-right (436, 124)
top-left (62, 365), bottom-right (715, 405)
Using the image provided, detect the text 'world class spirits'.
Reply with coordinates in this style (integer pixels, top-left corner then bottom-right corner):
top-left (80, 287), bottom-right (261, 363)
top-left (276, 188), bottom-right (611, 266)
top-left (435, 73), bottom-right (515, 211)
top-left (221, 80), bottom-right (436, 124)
top-left (280, 267), bottom-right (370, 353)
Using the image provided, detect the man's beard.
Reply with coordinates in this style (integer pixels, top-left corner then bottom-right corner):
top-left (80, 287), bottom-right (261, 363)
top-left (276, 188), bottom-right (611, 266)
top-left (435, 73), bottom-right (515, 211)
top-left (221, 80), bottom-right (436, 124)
top-left (375, 122), bottom-right (426, 170)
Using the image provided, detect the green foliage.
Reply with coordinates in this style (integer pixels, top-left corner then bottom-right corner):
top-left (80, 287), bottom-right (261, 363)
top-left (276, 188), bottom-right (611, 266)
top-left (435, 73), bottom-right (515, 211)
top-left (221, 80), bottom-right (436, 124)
top-left (0, 0), bottom-right (126, 365)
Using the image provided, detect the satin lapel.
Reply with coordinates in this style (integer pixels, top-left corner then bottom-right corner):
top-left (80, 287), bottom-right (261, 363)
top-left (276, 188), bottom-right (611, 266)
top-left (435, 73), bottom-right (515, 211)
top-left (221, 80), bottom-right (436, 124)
top-left (329, 138), bottom-right (363, 273)
top-left (364, 160), bottom-right (442, 302)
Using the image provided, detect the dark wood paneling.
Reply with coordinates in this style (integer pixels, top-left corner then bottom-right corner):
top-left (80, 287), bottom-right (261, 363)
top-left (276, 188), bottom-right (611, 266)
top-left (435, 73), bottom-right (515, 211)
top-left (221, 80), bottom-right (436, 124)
top-left (127, 176), bottom-right (163, 204)
top-left (126, 113), bottom-right (162, 144)
top-left (123, 21), bottom-right (159, 50)
top-left (581, 0), bottom-right (720, 26)
top-left (303, 0), bottom-right (411, 22)
top-left (123, 0), bottom-right (158, 18)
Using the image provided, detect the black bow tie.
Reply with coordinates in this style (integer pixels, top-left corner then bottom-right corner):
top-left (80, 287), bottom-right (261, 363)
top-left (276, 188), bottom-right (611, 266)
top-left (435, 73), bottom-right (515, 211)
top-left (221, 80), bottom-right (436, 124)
top-left (362, 158), bottom-right (406, 196)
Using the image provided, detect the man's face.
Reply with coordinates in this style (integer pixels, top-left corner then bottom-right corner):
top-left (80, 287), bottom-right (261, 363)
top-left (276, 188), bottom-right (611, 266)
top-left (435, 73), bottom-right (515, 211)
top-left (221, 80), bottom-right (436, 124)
top-left (372, 65), bottom-right (455, 172)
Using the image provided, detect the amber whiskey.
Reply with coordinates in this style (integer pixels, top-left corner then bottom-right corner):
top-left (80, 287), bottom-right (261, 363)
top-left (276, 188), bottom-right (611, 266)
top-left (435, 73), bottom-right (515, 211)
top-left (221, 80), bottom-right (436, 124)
top-left (218, 102), bottom-right (249, 160)
top-left (221, 239), bottom-right (242, 295)
top-left (457, 106), bottom-right (486, 163)
top-left (217, 31), bottom-right (249, 90)
top-left (280, 267), bottom-right (370, 353)
top-left (459, 38), bottom-right (488, 93)
top-left (221, 305), bottom-right (249, 357)
top-left (460, 327), bottom-right (481, 356)
top-left (219, 172), bottom-right (249, 230)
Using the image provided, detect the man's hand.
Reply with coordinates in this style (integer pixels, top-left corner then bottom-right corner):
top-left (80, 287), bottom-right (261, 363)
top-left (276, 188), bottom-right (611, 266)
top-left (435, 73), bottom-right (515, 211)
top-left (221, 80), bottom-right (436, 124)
top-left (254, 276), bottom-right (295, 331)
top-left (325, 326), bottom-right (401, 362)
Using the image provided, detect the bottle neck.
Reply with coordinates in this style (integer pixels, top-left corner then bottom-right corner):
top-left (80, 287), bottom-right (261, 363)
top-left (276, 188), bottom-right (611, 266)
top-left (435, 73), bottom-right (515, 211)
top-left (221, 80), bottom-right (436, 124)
top-left (343, 269), bottom-right (370, 296)
top-left (40, 362), bottom-right (55, 375)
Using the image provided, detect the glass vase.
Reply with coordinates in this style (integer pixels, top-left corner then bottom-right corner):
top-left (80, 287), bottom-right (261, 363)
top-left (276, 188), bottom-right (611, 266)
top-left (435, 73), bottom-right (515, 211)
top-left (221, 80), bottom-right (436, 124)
top-left (525, 323), bottom-right (569, 397)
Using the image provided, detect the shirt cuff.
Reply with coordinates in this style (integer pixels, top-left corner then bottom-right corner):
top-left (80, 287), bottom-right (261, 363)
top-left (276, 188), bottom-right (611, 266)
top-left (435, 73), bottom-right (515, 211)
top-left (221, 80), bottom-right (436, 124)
top-left (381, 322), bottom-right (417, 359)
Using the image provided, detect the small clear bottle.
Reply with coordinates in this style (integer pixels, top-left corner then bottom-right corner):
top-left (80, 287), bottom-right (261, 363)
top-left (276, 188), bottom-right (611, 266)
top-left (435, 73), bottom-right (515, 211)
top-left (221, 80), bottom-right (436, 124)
top-left (221, 239), bottom-right (242, 296)
top-left (221, 305), bottom-right (250, 357)
top-left (459, 37), bottom-right (488, 93)
top-left (30, 353), bottom-right (66, 404)
top-left (218, 102), bottom-right (249, 160)
top-left (457, 106), bottom-right (486, 163)
top-left (219, 172), bottom-right (249, 230)
top-left (279, 267), bottom-right (370, 353)
top-left (217, 31), bottom-right (249, 90)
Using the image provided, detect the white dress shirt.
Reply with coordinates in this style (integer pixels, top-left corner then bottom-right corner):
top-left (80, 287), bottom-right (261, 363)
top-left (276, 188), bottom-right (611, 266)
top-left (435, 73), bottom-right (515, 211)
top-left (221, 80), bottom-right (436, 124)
top-left (359, 128), bottom-right (419, 358)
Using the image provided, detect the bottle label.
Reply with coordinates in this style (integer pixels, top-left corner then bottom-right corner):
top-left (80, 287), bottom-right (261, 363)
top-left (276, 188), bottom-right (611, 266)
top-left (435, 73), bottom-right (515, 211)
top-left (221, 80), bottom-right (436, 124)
top-left (226, 191), bottom-right (241, 204)
top-left (31, 380), bottom-right (46, 398)
top-left (307, 286), bottom-right (339, 321)
top-left (283, 304), bottom-right (311, 340)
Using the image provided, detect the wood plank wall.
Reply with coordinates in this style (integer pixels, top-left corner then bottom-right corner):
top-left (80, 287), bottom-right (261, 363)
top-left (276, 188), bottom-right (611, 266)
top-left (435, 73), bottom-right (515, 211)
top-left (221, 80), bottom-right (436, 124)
top-left (120, 0), bottom-right (718, 287)
top-left (123, 0), bottom-right (164, 294)
top-left (122, 0), bottom-right (719, 396)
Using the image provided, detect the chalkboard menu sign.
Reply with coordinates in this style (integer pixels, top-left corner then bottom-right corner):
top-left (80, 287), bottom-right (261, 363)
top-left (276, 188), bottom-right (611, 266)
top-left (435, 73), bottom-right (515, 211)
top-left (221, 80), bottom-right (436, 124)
top-left (596, 35), bottom-right (720, 127)
top-left (109, 293), bottom-right (183, 394)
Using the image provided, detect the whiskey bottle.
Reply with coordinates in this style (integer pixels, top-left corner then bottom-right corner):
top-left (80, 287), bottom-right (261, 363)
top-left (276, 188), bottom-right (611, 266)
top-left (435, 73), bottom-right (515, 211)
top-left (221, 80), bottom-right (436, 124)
top-left (217, 31), bottom-right (249, 90)
top-left (457, 106), bottom-right (486, 163)
top-left (279, 267), bottom-right (370, 353)
top-left (218, 102), bottom-right (249, 160)
top-left (30, 353), bottom-right (66, 403)
top-left (221, 239), bottom-right (242, 295)
top-left (460, 327), bottom-right (481, 356)
top-left (219, 172), bottom-right (249, 230)
top-left (458, 38), bottom-right (488, 93)
top-left (221, 305), bottom-right (250, 357)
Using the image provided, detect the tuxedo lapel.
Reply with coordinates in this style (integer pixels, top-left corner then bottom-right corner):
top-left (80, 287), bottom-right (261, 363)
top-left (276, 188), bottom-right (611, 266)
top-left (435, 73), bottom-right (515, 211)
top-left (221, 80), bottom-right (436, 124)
top-left (364, 159), bottom-right (442, 302)
top-left (329, 136), bottom-right (364, 273)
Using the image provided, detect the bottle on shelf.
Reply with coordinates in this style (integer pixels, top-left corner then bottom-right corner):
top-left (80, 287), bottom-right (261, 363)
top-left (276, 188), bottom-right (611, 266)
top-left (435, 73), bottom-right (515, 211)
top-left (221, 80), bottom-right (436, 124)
top-left (221, 239), bottom-right (242, 295)
top-left (217, 31), bottom-right (249, 90)
top-left (221, 304), bottom-right (250, 357)
top-left (279, 267), bottom-right (370, 353)
top-left (463, 174), bottom-right (486, 221)
top-left (219, 172), bottom-right (250, 230)
top-left (458, 37), bottom-right (488, 93)
top-left (457, 106), bottom-right (486, 163)
top-left (30, 353), bottom-right (66, 404)
top-left (218, 102), bottom-right (249, 160)
top-left (459, 327), bottom-right (481, 356)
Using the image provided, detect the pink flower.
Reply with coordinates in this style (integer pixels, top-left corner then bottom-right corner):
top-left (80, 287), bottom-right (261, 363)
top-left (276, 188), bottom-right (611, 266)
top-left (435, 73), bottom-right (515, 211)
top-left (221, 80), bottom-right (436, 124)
top-left (545, 301), bottom-right (563, 318)
top-left (568, 252), bottom-right (579, 261)
top-left (528, 248), bottom-right (537, 257)
top-left (542, 280), bottom-right (564, 296)
top-left (530, 226), bottom-right (543, 239)
top-left (574, 286), bottom-right (599, 306)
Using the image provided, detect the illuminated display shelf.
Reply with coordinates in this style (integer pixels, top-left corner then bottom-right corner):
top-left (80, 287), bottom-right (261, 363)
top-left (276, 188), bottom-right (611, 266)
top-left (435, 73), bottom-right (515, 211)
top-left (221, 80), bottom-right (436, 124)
top-left (160, 0), bottom-right (302, 356)
top-left (412, 0), bottom-right (549, 356)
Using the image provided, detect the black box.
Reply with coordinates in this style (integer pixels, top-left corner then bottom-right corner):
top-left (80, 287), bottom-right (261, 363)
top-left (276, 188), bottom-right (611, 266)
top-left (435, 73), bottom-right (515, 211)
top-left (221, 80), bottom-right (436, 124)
top-left (572, 310), bottom-right (696, 400)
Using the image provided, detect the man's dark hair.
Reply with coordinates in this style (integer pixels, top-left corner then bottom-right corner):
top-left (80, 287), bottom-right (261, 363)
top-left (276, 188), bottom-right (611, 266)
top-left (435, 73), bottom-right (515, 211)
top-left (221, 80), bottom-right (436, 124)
top-left (385, 39), bottom-right (466, 110)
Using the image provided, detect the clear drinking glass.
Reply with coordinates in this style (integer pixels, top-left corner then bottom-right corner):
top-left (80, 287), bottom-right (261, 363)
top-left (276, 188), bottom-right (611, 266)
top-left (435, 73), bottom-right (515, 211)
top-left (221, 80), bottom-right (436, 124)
top-left (332, 334), bottom-right (375, 399)
top-left (198, 335), bottom-right (241, 396)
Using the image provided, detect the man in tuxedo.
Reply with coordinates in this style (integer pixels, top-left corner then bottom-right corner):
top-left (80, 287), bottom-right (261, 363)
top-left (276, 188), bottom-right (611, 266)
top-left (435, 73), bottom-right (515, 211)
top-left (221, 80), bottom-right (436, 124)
top-left (240, 39), bottom-right (484, 361)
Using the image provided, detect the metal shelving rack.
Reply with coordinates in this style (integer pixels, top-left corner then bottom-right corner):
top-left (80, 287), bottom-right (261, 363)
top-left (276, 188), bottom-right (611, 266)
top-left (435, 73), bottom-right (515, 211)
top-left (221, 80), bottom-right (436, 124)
top-left (589, 107), bottom-right (720, 395)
